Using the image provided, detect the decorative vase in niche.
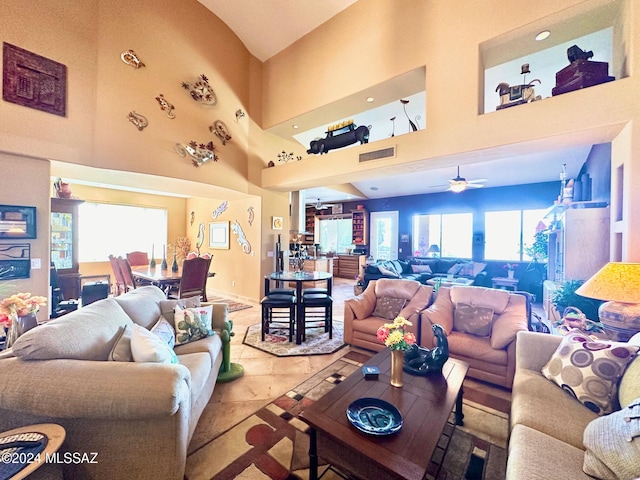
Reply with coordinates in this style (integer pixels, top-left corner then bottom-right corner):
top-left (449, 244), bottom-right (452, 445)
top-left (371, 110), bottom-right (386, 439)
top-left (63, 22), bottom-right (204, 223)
top-left (172, 248), bottom-right (179, 272)
top-left (507, 270), bottom-right (514, 279)
top-left (390, 350), bottom-right (404, 388)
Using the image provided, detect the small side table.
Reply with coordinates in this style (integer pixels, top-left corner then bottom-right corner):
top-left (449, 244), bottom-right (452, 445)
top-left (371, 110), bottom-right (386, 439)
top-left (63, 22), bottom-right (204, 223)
top-left (0, 423), bottom-right (65, 480)
top-left (491, 277), bottom-right (519, 291)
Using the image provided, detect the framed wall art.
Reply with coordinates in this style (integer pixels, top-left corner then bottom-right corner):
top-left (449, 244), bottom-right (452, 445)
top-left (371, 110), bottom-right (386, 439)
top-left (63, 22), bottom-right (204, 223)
top-left (3, 43), bottom-right (67, 117)
top-left (209, 221), bottom-right (229, 249)
top-left (0, 205), bottom-right (36, 239)
top-left (272, 216), bottom-right (283, 230)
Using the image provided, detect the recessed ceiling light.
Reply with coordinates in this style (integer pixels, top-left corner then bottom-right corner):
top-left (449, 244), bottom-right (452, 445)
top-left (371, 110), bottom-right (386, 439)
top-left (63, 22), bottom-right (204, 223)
top-left (366, 97), bottom-right (375, 103)
top-left (292, 125), bottom-right (299, 129)
top-left (370, 186), bottom-right (379, 191)
top-left (535, 30), bottom-right (550, 41)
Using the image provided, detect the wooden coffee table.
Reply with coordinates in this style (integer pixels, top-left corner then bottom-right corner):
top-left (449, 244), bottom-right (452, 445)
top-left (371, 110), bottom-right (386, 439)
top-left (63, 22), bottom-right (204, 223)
top-left (299, 349), bottom-right (469, 480)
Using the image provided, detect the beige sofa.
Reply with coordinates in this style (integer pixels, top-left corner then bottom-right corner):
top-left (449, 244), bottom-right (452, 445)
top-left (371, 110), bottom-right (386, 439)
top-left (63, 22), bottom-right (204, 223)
top-left (507, 331), bottom-right (640, 479)
top-left (344, 278), bottom-right (434, 351)
top-left (419, 286), bottom-right (529, 388)
top-left (0, 286), bottom-right (227, 480)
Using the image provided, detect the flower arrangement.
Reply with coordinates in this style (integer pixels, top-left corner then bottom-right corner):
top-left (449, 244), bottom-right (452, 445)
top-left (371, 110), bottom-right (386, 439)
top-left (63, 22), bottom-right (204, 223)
top-left (503, 263), bottom-right (518, 272)
top-left (0, 292), bottom-right (47, 329)
top-left (354, 274), bottom-right (364, 286)
top-left (376, 316), bottom-right (416, 351)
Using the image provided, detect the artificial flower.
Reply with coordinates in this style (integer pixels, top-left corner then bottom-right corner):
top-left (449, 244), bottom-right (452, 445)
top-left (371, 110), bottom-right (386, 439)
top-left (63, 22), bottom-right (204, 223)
top-left (0, 292), bottom-right (47, 327)
top-left (376, 316), bottom-right (416, 351)
top-left (503, 263), bottom-right (518, 271)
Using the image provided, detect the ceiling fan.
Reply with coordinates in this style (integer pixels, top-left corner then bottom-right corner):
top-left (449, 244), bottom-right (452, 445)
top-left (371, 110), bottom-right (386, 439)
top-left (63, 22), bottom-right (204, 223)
top-left (308, 198), bottom-right (335, 210)
top-left (445, 166), bottom-right (487, 193)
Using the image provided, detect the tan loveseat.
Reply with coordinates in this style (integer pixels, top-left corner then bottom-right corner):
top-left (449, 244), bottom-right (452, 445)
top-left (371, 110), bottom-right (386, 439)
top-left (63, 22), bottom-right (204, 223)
top-left (419, 286), bottom-right (529, 388)
top-left (507, 331), bottom-right (640, 480)
top-left (344, 278), bottom-right (433, 351)
top-left (0, 286), bottom-right (227, 480)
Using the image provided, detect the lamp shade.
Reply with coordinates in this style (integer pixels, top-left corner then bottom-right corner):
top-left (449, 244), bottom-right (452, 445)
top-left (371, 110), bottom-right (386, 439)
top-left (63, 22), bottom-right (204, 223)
top-left (575, 262), bottom-right (640, 304)
top-left (576, 262), bottom-right (640, 341)
top-left (427, 244), bottom-right (440, 254)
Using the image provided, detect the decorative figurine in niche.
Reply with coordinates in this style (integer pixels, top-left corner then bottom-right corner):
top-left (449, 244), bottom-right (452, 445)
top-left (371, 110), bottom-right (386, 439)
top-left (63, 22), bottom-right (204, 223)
top-left (552, 45), bottom-right (615, 97)
top-left (307, 119), bottom-right (370, 155)
top-left (403, 324), bottom-right (449, 375)
top-left (54, 178), bottom-right (73, 199)
top-left (496, 63), bottom-right (541, 110)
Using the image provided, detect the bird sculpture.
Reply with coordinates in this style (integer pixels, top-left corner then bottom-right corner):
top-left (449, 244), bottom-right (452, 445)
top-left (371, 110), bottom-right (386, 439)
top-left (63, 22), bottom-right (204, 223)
top-left (403, 324), bottom-right (449, 375)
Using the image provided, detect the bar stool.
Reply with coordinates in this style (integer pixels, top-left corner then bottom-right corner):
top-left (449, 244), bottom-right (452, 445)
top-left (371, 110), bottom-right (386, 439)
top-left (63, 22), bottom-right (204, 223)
top-left (260, 294), bottom-right (296, 342)
top-left (302, 287), bottom-right (328, 295)
top-left (264, 276), bottom-right (295, 297)
top-left (300, 293), bottom-right (333, 342)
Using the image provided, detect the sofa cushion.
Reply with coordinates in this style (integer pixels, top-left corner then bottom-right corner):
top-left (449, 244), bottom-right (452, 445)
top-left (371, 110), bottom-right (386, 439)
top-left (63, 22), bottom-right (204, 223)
top-left (447, 263), bottom-right (464, 275)
top-left (130, 324), bottom-right (178, 364)
top-left (108, 324), bottom-right (133, 362)
top-left (372, 296), bottom-right (407, 320)
top-left (12, 298), bottom-right (133, 361)
top-left (113, 285), bottom-right (167, 329)
top-left (174, 305), bottom-right (213, 345)
top-left (618, 356), bottom-right (640, 408)
top-left (491, 294), bottom-right (528, 350)
top-left (458, 261), bottom-right (486, 277)
top-left (377, 264), bottom-right (401, 278)
top-left (178, 352), bottom-right (213, 410)
top-left (450, 286), bottom-right (510, 314)
top-left (423, 287), bottom-right (454, 334)
top-left (583, 398), bottom-right (640, 480)
top-left (541, 331), bottom-right (639, 415)
top-left (374, 278), bottom-right (421, 299)
top-left (453, 303), bottom-right (493, 336)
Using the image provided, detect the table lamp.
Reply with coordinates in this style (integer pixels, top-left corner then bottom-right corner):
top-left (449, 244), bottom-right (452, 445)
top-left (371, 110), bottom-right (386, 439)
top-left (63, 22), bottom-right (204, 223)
top-left (575, 262), bottom-right (640, 341)
top-left (427, 244), bottom-right (440, 258)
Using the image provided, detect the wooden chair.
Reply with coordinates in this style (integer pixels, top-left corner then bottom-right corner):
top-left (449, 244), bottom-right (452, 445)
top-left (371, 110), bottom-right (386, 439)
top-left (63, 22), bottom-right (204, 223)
top-left (126, 251), bottom-right (149, 266)
top-left (171, 256), bottom-right (212, 301)
top-left (108, 254), bottom-right (126, 296)
top-left (117, 256), bottom-right (138, 293)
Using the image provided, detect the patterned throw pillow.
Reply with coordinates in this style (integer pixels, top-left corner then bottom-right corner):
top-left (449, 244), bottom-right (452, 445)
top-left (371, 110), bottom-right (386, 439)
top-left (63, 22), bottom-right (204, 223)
top-left (541, 331), bottom-right (639, 415)
top-left (583, 398), bottom-right (640, 480)
top-left (453, 303), bottom-right (494, 336)
top-left (372, 296), bottom-right (407, 320)
top-left (173, 305), bottom-right (214, 345)
top-left (151, 316), bottom-right (176, 349)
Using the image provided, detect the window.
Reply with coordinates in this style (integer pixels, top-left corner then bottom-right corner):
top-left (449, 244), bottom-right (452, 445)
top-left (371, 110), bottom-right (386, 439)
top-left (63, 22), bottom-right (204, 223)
top-left (78, 202), bottom-right (168, 262)
top-left (318, 216), bottom-right (352, 254)
top-left (412, 213), bottom-right (472, 258)
top-left (484, 209), bottom-right (546, 261)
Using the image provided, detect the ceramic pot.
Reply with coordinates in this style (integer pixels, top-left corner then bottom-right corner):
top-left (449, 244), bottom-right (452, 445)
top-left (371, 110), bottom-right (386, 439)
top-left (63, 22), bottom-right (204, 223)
top-left (507, 270), bottom-right (514, 279)
top-left (390, 349), bottom-right (404, 388)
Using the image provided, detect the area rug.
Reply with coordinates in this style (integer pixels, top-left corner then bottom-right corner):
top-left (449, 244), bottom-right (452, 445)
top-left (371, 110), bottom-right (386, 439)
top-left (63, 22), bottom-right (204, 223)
top-left (185, 351), bottom-right (508, 480)
top-left (209, 296), bottom-right (253, 313)
top-left (242, 322), bottom-right (346, 357)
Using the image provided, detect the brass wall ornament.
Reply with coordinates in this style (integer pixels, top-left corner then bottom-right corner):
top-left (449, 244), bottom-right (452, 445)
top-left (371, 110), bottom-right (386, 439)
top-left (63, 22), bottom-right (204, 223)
top-left (209, 120), bottom-right (231, 145)
top-left (175, 141), bottom-right (218, 167)
top-left (181, 74), bottom-right (216, 105)
top-left (155, 94), bottom-right (175, 118)
top-left (120, 50), bottom-right (145, 69)
top-left (127, 111), bottom-right (148, 131)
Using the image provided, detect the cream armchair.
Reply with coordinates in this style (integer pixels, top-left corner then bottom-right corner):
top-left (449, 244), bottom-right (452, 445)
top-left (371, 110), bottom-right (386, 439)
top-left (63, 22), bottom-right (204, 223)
top-left (420, 286), bottom-right (529, 388)
top-left (344, 278), bottom-right (434, 351)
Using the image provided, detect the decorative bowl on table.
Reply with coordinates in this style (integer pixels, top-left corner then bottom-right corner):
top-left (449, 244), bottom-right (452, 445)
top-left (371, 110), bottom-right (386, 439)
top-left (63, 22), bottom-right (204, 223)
top-left (346, 398), bottom-right (403, 435)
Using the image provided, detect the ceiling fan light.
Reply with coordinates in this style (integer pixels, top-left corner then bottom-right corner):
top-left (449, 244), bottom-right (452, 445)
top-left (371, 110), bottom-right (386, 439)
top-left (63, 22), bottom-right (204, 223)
top-left (449, 182), bottom-right (467, 193)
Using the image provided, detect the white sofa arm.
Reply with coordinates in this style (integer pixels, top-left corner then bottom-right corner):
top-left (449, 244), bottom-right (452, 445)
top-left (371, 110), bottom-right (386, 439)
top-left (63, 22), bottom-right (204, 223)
top-left (0, 358), bottom-right (191, 419)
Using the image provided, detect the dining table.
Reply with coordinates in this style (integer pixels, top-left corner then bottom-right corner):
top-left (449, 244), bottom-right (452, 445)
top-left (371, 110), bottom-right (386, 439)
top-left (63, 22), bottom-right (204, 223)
top-left (266, 270), bottom-right (333, 344)
top-left (131, 264), bottom-right (215, 295)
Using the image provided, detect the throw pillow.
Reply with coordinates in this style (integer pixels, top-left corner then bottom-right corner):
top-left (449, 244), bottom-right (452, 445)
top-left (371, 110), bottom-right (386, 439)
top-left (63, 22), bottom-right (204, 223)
top-left (411, 264), bottom-right (432, 274)
top-left (583, 397), bottom-right (640, 480)
top-left (541, 331), bottom-right (639, 415)
top-left (378, 265), bottom-right (401, 278)
top-left (151, 316), bottom-right (176, 349)
top-left (372, 296), bottom-right (407, 321)
top-left (173, 305), bottom-right (214, 345)
top-left (618, 355), bottom-right (640, 408)
top-left (130, 324), bottom-right (178, 364)
top-left (457, 262), bottom-right (475, 277)
top-left (108, 324), bottom-right (133, 362)
top-left (447, 263), bottom-right (463, 275)
top-left (159, 296), bottom-right (201, 324)
top-left (453, 303), bottom-right (494, 337)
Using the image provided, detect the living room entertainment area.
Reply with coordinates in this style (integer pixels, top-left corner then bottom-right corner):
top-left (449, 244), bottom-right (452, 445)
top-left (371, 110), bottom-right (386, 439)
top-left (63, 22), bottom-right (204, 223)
top-left (2, 0), bottom-right (640, 479)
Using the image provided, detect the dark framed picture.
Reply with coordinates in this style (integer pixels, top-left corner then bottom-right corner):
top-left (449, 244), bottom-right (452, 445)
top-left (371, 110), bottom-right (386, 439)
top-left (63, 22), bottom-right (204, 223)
top-left (0, 205), bottom-right (37, 239)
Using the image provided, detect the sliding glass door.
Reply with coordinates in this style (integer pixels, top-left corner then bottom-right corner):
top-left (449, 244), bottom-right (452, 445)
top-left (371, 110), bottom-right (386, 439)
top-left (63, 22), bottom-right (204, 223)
top-left (369, 211), bottom-right (398, 261)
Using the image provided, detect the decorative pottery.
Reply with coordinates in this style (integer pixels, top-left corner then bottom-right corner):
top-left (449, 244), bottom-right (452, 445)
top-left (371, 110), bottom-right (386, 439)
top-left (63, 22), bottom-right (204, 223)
top-left (149, 245), bottom-right (156, 268)
top-left (161, 245), bottom-right (168, 270)
top-left (507, 270), bottom-right (515, 279)
top-left (403, 324), bottom-right (449, 375)
top-left (390, 349), bottom-right (404, 388)
top-left (172, 247), bottom-right (179, 272)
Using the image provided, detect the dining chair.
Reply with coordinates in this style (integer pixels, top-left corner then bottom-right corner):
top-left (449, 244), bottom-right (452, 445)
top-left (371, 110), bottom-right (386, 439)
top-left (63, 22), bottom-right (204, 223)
top-left (117, 256), bottom-right (138, 293)
top-left (126, 251), bottom-right (149, 266)
top-left (171, 256), bottom-right (212, 301)
top-left (108, 254), bottom-right (126, 296)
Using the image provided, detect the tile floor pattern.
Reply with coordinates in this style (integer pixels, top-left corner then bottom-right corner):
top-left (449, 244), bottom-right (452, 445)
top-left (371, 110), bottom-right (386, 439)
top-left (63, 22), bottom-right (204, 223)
top-left (188, 278), bottom-right (520, 453)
